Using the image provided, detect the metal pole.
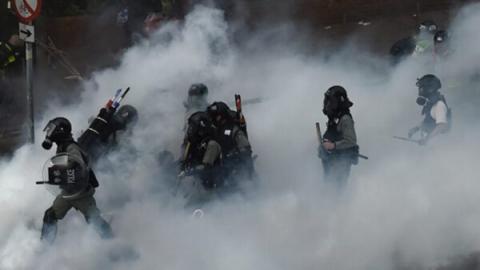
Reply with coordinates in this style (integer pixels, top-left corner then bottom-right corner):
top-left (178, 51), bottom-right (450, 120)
top-left (25, 31), bottom-right (34, 144)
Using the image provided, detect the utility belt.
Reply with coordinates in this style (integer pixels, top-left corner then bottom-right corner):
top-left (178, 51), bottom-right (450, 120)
top-left (319, 145), bottom-right (360, 165)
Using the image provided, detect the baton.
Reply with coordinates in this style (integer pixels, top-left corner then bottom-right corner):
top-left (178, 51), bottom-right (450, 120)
top-left (393, 136), bottom-right (421, 144)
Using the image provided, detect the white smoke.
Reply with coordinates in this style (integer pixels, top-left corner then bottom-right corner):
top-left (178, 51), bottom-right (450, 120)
top-left (1, 3), bottom-right (480, 270)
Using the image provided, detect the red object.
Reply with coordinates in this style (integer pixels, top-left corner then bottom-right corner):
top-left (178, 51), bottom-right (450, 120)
top-left (144, 13), bottom-right (163, 35)
top-left (12, 0), bottom-right (43, 23)
top-left (235, 94), bottom-right (242, 112)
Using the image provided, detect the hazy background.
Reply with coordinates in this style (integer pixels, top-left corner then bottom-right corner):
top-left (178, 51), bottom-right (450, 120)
top-left (1, 2), bottom-right (480, 270)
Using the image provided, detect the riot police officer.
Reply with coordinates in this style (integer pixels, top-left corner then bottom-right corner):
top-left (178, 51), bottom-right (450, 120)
top-left (40, 117), bottom-right (113, 244)
top-left (413, 20), bottom-right (438, 56)
top-left (78, 104), bottom-right (138, 161)
top-left (180, 111), bottom-right (223, 189)
top-left (408, 74), bottom-right (451, 145)
top-left (389, 20), bottom-right (438, 63)
top-left (318, 86), bottom-right (359, 188)
top-left (184, 83), bottom-right (209, 120)
top-left (206, 101), bottom-right (255, 181)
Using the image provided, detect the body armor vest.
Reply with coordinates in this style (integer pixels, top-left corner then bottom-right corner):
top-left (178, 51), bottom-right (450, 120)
top-left (57, 141), bottom-right (99, 189)
top-left (323, 113), bottom-right (359, 163)
top-left (421, 95), bottom-right (451, 135)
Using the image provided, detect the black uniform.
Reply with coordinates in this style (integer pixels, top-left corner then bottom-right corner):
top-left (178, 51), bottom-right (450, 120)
top-left (408, 74), bottom-right (451, 143)
top-left (78, 105), bottom-right (138, 161)
top-left (181, 112), bottom-right (223, 189)
top-left (389, 20), bottom-right (438, 64)
top-left (319, 86), bottom-right (359, 188)
top-left (40, 118), bottom-right (113, 244)
top-left (207, 101), bottom-right (255, 182)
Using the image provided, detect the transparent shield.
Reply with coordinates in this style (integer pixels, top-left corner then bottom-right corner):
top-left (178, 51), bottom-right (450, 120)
top-left (41, 153), bottom-right (88, 197)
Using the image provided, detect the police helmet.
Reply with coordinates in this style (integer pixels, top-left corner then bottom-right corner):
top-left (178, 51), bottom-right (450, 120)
top-left (42, 117), bottom-right (73, 149)
top-left (116, 104), bottom-right (138, 126)
top-left (207, 101), bottom-right (233, 122)
top-left (188, 83), bottom-right (208, 97)
top-left (416, 74), bottom-right (442, 97)
top-left (323, 85), bottom-right (353, 116)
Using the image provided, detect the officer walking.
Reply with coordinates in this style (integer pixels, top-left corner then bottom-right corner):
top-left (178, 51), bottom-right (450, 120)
top-left (408, 74), bottom-right (451, 145)
top-left (40, 117), bottom-right (113, 244)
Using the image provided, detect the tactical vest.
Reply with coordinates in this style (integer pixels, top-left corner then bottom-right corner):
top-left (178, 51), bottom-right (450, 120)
top-left (216, 123), bottom-right (241, 158)
top-left (421, 95), bottom-right (451, 135)
top-left (323, 113), bottom-right (354, 143)
top-left (0, 42), bottom-right (16, 68)
top-left (57, 141), bottom-right (99, 189)
top-left (323, 114), bottom-right (359, 163)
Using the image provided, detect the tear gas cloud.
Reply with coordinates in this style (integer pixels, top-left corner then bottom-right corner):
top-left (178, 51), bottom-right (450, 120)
top-left (1, 3), bottom-right (480, 270)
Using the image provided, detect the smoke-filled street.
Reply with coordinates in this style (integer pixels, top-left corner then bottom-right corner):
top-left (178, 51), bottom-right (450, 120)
top-left (1, 1), bottom-right (480, 269)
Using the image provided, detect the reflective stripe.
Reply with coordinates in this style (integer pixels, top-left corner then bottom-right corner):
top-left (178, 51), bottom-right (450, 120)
top-left (88, 128), bottom-right (100, 135)
top-left (7, 55), bottom-right (15, 64)
top-left (96, 117), bottom-right (108, 124)
top-left (1, 43), bottom-right (16, 66)
top-left (5, 43), bottom-right (12, 51)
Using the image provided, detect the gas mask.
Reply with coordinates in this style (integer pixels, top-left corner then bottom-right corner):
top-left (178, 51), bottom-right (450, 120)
top-left (42, 121), bottom-right (58, 149)
top-left (42, 118), bottom-right (72, 150)
top-left (416, 96), bottom-right (428, 106)
top-left (323, 95), bottom-right (341, 116)
top-left (416, 86), bottom-right (434, 106)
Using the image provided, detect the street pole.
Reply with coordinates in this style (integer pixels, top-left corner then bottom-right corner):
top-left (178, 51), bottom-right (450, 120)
top-left (11, 0), bottom-right (42, 145)
top-left (25, 23), bottom-right (34, 144)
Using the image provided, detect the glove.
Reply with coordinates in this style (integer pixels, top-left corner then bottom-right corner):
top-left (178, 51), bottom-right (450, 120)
top-left (408, 126), bottom-right (420, 138)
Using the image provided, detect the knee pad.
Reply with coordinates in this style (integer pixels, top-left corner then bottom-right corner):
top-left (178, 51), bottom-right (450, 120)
top-left (43, 208), bottom-right (57, 224)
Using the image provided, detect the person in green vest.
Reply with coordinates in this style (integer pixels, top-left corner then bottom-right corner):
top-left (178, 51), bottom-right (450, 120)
top-left (0, 34), bottom-right (24, 79)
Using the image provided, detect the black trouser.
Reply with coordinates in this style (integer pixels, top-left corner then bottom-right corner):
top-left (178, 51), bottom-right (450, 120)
top-left (41, 192), bottom-right (113, 244)
top-left (322, 155), bottom-right (352, 190)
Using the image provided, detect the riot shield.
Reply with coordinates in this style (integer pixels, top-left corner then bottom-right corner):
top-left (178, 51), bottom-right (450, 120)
top-left (39, 153), bottom-right (89, 198)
